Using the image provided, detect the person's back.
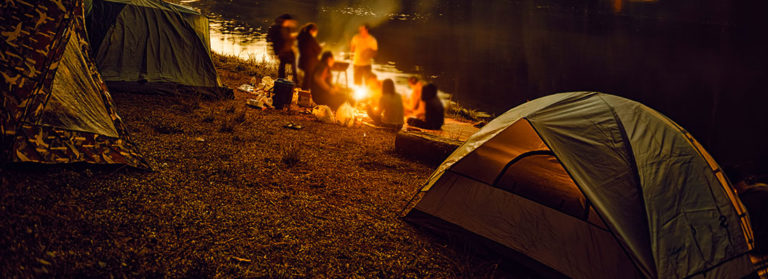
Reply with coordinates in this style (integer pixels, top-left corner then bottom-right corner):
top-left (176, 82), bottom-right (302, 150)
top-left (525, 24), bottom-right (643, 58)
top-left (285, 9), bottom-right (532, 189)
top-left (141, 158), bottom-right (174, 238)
top-left (366, 79), bottom-right (403, 131)
top-left (379, 92), bottom-right (404, 126)
top-left (407, 83), bottom-right (443, 130)
top-left (423, 95), bottom-right (444, 129)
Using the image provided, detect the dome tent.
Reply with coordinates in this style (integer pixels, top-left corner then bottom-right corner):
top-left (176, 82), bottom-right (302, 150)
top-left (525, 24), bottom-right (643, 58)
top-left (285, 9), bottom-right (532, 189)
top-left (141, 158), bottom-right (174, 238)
top-left (85, 0), bottom-right (230, 99)
top-left (1, 0), bottom-right (148, 168)
top-left (404, 92), bottom-right (757, 278)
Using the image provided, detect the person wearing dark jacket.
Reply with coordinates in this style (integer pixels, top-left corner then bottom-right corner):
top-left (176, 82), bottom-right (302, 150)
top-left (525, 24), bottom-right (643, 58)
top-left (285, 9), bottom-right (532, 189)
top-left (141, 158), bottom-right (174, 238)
top-left (267, 14), bottom-right (299, 83)
top-left (407, 83), bottom-right (443, 130)
top-left (298, 23), bottom-right (322, 90)
top-left (311, 52), bottom-right (348, 110)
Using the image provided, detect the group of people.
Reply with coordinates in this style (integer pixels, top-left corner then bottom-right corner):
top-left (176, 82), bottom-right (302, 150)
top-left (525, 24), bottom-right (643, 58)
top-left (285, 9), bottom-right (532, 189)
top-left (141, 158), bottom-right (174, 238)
top-left (364, 75), bottom-right (444, 131)
top-left (266, 14), bottom-right (443, 131)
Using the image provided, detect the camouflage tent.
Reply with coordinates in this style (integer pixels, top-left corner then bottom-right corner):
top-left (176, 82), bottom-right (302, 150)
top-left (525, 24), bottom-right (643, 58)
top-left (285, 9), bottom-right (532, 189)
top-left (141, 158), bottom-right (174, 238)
top-left (1, 0), bottom-right (149, 168)
top-left (85, 0), bottom-right (230, 99)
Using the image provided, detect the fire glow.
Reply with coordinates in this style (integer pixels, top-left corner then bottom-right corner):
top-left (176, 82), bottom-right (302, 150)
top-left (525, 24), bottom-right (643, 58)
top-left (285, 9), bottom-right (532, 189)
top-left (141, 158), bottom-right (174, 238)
top-left (353, 85), bottom-right (369, 101)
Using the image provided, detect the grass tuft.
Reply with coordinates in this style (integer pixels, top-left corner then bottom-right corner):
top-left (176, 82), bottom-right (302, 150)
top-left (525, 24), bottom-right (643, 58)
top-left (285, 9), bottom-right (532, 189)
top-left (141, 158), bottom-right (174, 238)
top-left (281, 144), bottom-right (301, 168)
top-left (218, 117), bottom-right (235, 133)
top-left (233, 110), bottom-right (247, 124)
top-left (177, 95), bottom-right (201, 114)
top-left (224, 104), bottom-right (236, 114)
top-left (201, 109), bottom-right (215, 123)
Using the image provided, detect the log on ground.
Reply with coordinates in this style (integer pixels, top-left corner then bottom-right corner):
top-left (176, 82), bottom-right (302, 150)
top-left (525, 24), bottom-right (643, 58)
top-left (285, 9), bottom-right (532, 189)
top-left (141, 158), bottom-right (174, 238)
top-left (395, 131), bottom-right (462, 166)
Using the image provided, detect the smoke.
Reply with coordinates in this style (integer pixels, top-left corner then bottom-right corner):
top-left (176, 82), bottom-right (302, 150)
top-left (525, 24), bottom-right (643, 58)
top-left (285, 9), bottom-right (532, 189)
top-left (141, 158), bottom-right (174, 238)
top-left (315, 0), bottom-right (401, 53)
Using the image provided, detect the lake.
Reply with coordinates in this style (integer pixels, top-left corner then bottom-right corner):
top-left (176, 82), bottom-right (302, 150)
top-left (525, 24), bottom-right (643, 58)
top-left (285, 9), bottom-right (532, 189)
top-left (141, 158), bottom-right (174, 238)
top-left (178, 0), bottom-right (768, 165)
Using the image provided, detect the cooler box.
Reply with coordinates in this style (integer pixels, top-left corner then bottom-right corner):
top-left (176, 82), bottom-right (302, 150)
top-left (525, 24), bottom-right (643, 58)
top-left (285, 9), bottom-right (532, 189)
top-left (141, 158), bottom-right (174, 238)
top-left (273, 78), bottom-right (294, 109)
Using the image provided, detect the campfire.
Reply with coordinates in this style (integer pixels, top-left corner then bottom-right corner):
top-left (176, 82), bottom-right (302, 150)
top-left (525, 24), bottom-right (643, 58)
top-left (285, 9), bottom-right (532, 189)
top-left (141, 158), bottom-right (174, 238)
top-left (353, 85), bottom-right (368, 101)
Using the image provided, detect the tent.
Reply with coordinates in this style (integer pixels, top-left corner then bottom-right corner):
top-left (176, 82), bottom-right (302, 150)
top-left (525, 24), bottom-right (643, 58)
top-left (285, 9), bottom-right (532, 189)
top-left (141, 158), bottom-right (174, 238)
top-left (404, 92), bottom-right (757, 278)
top-left (85, 0), bottom-right (230, 98)
top-left (1, 0), bottom-right (148, 168)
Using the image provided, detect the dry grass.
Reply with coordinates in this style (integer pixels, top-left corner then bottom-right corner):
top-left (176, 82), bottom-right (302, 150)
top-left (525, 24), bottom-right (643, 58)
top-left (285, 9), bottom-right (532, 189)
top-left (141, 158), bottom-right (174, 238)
top-left (0, 55), bottom-right (534, 278)
top-left (211, 52), bottom-right (277, 86)
top-left (446, 101), bottom-right (493, 123)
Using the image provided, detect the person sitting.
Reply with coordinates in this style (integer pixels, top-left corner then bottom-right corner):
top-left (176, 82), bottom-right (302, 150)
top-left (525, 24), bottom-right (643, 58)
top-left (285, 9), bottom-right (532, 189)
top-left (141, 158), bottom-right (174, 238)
top-left (406, 83), bottom-right (443, 130)
top-left (404, 76), bottom-right (424, 117)
top-left (310, 51), bottom-right (348, 110)
top-left (367, 79), bottom-right (404, 131)
top-left (298, 23), bottom-right (322, 90)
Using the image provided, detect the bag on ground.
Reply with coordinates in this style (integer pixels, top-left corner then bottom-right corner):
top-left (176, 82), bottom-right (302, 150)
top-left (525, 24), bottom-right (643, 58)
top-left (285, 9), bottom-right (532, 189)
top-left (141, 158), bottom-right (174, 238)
top-left (336, 102), bottom-right (356, 127)
top-left (312, 105), bottom-right (335, 123)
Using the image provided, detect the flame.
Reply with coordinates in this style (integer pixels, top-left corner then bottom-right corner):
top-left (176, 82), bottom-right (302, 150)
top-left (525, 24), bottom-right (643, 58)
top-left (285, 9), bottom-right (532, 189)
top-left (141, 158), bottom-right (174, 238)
top-left (353, 85), bottom-right (368, 101)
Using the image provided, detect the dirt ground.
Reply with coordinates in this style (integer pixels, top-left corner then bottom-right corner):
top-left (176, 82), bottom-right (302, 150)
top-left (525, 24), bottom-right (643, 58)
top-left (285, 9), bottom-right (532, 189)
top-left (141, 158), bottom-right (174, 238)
top-left (0, 58), bottom-right (535, 278)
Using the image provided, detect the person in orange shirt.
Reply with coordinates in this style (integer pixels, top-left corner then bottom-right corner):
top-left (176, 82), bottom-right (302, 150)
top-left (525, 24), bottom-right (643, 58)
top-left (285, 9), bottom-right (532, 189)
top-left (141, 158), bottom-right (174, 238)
top-left (349, 24), bottom-right (378, 86)
top-left (404, 76), bottom-right (424, 117)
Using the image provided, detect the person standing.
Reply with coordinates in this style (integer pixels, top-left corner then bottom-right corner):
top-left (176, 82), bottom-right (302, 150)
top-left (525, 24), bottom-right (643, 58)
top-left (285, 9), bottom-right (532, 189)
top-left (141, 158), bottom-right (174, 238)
top-left (298, 23), bottom-right (322, 90)
top-left (349, 24), bottom-right (377, 86)
top-left (267, 14), bottom-right (299, 83)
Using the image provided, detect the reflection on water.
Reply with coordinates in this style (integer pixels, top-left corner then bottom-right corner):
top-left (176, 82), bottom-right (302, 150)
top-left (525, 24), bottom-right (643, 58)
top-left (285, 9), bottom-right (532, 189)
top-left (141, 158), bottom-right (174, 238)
top-left (209, 21), bottom-right (274, 64)
top-left (176, 0), bottom-right (768, 164)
